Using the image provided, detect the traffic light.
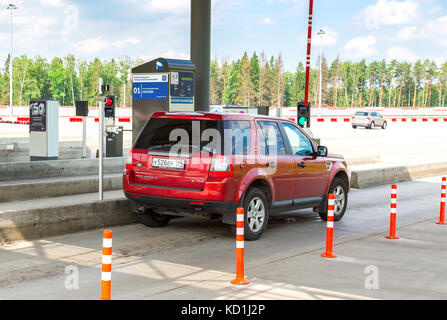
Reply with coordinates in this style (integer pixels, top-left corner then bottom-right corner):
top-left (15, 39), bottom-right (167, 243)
top-left (297, 101), bottom-right (311, 128)
top-left (104, 95), bottom-right (115, 119)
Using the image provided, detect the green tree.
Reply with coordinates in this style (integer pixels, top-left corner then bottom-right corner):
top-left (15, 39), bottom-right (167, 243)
top-left (249, 52), bottom-right (260, 106)
top-left (48, 57), bottom-right (66, 104)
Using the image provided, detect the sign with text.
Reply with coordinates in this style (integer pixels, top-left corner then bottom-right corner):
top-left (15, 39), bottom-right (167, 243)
top-left (170, 71), bottom-right (194, 104)
top-left (132, 74), bottom-right (169, 100)
top-left (30, 100), bottom-right (47, 132)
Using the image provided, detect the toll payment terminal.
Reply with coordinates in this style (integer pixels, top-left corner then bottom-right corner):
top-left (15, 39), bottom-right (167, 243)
top-left (131, 58), bottom-right (196, 143)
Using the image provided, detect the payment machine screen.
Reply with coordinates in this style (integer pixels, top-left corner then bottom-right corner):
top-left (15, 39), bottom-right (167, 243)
top-left (170, 72), bottom-right (194, 104)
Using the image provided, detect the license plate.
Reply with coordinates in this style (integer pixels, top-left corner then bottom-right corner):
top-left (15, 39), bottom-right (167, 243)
top-left (152, 158), bottom-right (185, 170)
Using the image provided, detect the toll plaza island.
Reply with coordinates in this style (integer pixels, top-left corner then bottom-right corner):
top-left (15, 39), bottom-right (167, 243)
top-left (1, 0), bottom-right (447, 305)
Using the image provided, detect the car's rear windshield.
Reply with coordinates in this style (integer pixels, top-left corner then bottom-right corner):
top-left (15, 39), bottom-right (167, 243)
top-left (134, 118), bottom-right (251, 156)
top-left (355, 112), bottom-right (369, 116)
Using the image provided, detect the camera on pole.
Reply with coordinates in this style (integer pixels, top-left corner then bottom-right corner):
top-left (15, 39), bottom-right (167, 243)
top-left (297, 101), bottom-right (311, 128)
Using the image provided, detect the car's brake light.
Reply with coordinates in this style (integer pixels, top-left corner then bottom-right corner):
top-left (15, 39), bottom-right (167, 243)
top-left (210, 155), bottom-right (233, 177)
top-left (126, 151), bottom-right (133, 170)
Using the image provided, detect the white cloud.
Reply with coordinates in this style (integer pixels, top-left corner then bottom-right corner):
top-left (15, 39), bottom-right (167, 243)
top-left (385, 46), bottom-right (418, 62)
top-left (361, 0), bottom-right (420, 30)
top-left (313, 28), bottom-right (337, 46)
top-left (40, 0), bottom-right (65, 8)
top-left (419, 15), bottom-right (447, 45)
top-left (396, 26), bottom-right (417, 41)
top-left (74, 37), bottom-right (141, 55)
top-left (261, 17), bottom-right (275, 25)
top-left (341, 36), bottom-right (378, 60)
top-left (138, 50), bottom-right (190, 63)
top-left (144, 0), bottom-right (190, 15)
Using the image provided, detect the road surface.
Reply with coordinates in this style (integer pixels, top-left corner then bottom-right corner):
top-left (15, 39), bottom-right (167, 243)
top-left (0, 176), bottom-right (446, 300)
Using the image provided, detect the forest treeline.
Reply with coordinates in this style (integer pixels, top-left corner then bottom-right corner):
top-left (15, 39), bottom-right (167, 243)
top-left (1, 52), bottom-right (447, 108)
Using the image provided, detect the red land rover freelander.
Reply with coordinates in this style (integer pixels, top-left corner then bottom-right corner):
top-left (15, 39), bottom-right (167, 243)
top-left (123, 112), bottom-right (350, 241)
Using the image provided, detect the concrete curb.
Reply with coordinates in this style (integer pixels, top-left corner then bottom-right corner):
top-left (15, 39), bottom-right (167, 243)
top-left (0, 175), bottom-right (123, 203)
top-left (0, 157), bottom-right (125, 182)
top-left (346, 155), bottom-right (381, 166)
top-left (0, 198), bottom-right (137, 244)
top-left (351, 162), bottom-right (447, 189)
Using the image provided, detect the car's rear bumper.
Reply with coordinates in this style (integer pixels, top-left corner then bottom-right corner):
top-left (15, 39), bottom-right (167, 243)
top-left (124, 192), bottom-right (239, 217)
top-left (352, 122), bottom-right (370, 127)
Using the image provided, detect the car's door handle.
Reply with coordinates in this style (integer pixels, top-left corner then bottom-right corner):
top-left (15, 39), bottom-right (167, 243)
top-left (298, 162), bottom-right (307, 168)
top-left (267, 161), bottom-right (277, 168)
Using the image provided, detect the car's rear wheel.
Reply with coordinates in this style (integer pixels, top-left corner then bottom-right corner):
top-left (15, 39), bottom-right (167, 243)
top-left (138, 208), bottom-right (172, 228)
top-left (319, 177), bottom-right (348, 222)
top-left (369, 122), bottom-right (375, 129)
top-left (231, 188), bottom-right (269, 241)
top-left (382, 121), bottom-right (387, 130)
top-left (352, 125), bottom-right (357, 129)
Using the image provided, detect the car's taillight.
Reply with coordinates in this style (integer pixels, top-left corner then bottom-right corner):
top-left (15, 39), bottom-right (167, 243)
top-left (126, 151), bottom-right (133, 170)
top-left (210, 155), bottom-right (233, 177)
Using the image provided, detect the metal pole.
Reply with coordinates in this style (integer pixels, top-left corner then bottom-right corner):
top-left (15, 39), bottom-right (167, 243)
top-left (304, 0), bottom-right (314, 108)
top-left (319, 41), bottom-right (322, 116)
top-left (9, 8), bottom-right (13, 116)
top-left (191, 0), bottom-right (211, 112)
top-left (82, 115), bottom-right (87, 158)
top-left (98, 78), bottom-right (104, 201)
top-left (318, 30), bottom-right (325, 117)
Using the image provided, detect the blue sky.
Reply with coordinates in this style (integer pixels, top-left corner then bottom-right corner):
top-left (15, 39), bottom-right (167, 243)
top-left (1, 0), bottom-right (447, 71)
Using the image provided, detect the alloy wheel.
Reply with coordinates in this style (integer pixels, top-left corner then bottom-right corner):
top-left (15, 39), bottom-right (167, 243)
top-left (334, 186), bottom-right (346, 216)
top-left (247, 197), bottom-right (266, 232)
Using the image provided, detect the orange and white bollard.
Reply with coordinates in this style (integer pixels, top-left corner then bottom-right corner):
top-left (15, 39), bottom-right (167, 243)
top-left (386, 185), bottom-right (400, 240)
top-left (321, 194), bottom-right (337, 258)
top-left (101, 230), bottom-right (113, 300)
top-left (437, 177), bottom-right (447, 225)
top-left (231, 208), bottom-right (250, 285)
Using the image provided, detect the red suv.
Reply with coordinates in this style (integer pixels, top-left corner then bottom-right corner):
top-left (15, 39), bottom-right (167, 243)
top-left (123, 112), bottom-right (350, 240)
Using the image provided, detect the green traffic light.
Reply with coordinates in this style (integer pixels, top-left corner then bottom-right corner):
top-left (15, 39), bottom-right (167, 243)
top-left (299, 117), bottom-right (307, 126)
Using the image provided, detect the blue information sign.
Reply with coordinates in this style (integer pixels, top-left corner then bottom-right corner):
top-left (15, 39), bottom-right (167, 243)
top-left (132, 74), bottom-right (168, 100)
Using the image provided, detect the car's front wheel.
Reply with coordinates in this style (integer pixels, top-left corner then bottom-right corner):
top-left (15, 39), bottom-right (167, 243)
top-left (138, 208), bottom-right (172, 228)
top-left (232, 188), bottom-right (269, 241)
top-left (319, 177), bottom-right (348, 222)
top-left (382, 121), bottom-right (387, 130)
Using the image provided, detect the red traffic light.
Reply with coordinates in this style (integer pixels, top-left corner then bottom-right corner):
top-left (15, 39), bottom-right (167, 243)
top-left (105, 98), bottom-right (113, 106)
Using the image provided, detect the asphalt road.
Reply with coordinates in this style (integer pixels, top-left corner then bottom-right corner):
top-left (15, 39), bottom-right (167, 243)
top-left (0, 175), bottom-right (446, 300)
top-left (312, 121), bottom-right (447, 164)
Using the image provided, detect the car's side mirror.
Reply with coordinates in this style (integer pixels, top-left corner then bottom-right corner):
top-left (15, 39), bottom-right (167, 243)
top-left (318, 146), bottom-right (328, 157)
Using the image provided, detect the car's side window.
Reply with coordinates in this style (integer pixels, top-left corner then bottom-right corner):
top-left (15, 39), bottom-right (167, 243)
top-left (281, 123), bottom-right (314, 157)
top-left (224, 120), bottom-right (251, 155)
top-left (257, 121), bottom-right (287, 156)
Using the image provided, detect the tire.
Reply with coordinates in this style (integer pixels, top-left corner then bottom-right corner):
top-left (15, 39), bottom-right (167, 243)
top-left (382, 121), bottom-right (387, 130)
top-left (369, 122), bottom-right (375, 130)
top-left (319, 177), bottom-right (348, 222)
top-left (352, 126), bottom-right (357, 129)
top-left (231, 188), bottom-right (269, 241)
top-left (138, 208), bottom-right (172, 228)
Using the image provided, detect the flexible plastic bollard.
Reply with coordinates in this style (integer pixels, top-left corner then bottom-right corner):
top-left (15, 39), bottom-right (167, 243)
top-left (101, 230), bottom-right (113, 300)
top-left (321, 194), bottom-right (337, 258)
top-left (231, 208), bottom-right (250, 285)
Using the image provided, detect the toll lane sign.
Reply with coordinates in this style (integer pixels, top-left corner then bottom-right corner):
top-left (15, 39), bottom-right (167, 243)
top-left (30, 100), bottom-right (47, 132)
top-left (132, 74), bottom-right (168, 100)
